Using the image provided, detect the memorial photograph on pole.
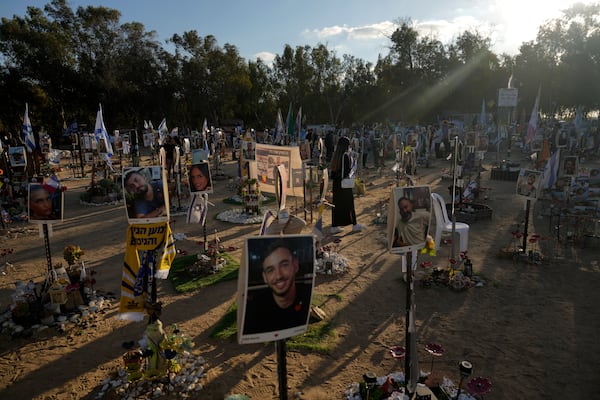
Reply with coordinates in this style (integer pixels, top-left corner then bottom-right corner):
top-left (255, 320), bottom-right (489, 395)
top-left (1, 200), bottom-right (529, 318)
top-left (9, 146), bottom-right (27, 167)
top-left (516, 169), bottom-right (541, 200)
top-left (237, 234), bottom-right (315, 344)
top-left (122, 166), bottom-right (169, 224)
top-left (188, 161), bottom-right (213, 194)
top-left (28, 183), bottom-right (64, 223)
top-left (388, 186), bottom-right (432, 254)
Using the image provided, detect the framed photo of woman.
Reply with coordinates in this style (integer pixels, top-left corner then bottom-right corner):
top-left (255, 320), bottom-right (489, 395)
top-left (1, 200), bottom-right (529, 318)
top-left (188, 162), bottom-right (213, 194)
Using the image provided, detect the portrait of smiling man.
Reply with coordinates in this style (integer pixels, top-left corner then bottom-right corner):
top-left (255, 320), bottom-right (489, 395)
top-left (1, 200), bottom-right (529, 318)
top-left (240, 236), bottom-right (315, 338)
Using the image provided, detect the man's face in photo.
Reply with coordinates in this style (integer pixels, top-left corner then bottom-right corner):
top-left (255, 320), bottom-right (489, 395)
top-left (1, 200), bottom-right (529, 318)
top-left (398, 198), bottom-right (414, 222)
top-left (125, 173), bottom-right (148, 195)
top-left (262, 247), bottom-right (299, 300)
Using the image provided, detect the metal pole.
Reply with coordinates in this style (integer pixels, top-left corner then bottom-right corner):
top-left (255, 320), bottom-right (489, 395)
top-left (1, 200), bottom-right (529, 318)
top-left (78, 132), bottom-right (85, 177)
top-left (522, 199), bottom-right (531, 253)
top-left (203, 220), bottom-right (207, 253)
top-left (42, 224), bottom-right (52, 291)
top-left (404, 251), bottom-right (414, 398)
top-left (276, 339), bottom-right (288, 400)
top-left (303, 164), bottom-right (307, 222)
top-left (451, 136), bottom-right (459, 261)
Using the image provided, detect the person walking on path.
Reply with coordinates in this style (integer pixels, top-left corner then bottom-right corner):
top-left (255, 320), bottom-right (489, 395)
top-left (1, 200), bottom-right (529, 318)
top-left (329, 136), bottom-right (365, 234)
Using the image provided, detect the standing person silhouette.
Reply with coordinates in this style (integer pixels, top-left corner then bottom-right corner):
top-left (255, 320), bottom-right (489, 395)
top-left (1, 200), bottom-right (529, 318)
top-left (325, 130), bottom-right (335, 163)
top-left (162, 136), bottom-right (176, 181)
top-left (329, 136), bottom-right (366, 234)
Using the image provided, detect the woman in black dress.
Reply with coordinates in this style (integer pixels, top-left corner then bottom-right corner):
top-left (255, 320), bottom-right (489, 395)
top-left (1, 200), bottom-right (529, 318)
top-left (329, 136), bottom-right (366, 234)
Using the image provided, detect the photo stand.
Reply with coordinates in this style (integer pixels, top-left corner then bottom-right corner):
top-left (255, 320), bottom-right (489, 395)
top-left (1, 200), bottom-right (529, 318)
top-left (41, 223), bottom-right (55, 293)
top-left (302, 162), bottom-right (326, 223)
top-left (262, 165), bottom-right (307, 236)
top-left (238, 166), bottom-right (311, 400)
top-left (241, 179), bottom-right (261, 216)
top-left (403, 250), bottom-right (420, 397)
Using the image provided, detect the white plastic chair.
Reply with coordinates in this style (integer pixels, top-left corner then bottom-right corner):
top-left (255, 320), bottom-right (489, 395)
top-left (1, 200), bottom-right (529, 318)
top-left (431, 192), bottom-right (469, 252)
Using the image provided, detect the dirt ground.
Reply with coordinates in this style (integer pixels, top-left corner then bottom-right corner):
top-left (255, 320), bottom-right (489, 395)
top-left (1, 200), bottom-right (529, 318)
top-left (0, 149), bottom-right (599, 400)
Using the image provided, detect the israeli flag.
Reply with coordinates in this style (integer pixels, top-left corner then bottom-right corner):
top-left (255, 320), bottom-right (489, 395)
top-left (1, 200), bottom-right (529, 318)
top-left (94, 104), bottom-right (114, 158)
top-left (158, 118), bottom-right (168, 145)
top-left (22, 103), bottom-right (36, 153)
top-left (540, 149), bottom-right (561, 190)
top-left (186, 193), bottom-right (208, 225)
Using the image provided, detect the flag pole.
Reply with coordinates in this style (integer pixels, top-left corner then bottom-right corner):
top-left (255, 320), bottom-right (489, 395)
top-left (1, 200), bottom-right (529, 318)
top-left (276, 339), bottom-right (289, 400)
top-left (404, 250), bottom-right (418, 397)
top-left (42, 224), bottom-right (53, 292)
top-left (522, 199), bottom-right (531, 254)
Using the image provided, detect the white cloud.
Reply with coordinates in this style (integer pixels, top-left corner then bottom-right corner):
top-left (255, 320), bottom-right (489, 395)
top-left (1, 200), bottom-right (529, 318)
top-left (302, 21), bottom-right (396, 41)
top-left (252, 51), bottom-right (276, 64)
top-left (414, 16), bottom-right (494, 45)
top-left (288, 2), bottom-right (588, 64)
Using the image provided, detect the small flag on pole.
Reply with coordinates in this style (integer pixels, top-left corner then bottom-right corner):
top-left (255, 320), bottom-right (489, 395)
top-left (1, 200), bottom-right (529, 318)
top-left (22, 103), bottom-right (36, 153)
top-left (158, 118), bottom-right (168, 145)
top-left (94, 104), bottom-right (114, 158)
top-left (540, 149), bottom-right (560, 190)
top-left (525, 87), bottom-right (541, 145)
top-left (43, 174), bottom-right (61, 193)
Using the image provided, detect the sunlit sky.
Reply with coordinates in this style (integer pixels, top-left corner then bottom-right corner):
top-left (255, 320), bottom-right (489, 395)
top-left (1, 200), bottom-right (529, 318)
top-left (0, 0), bottom-right (594, 64)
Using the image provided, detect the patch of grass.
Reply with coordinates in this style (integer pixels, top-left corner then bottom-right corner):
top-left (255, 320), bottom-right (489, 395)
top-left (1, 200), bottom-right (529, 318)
top-left (169, 252), bottom-right (240, 293)
top-left (210, 302), bottom-right (238, 340)
top-left (209, 298), bottom-right (338, 354)
top-left (287, 320), bottom-right (337, 354)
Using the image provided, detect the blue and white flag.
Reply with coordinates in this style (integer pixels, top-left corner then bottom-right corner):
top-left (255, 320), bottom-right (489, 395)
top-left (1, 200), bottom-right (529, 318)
top-left (22, 103), bottom-right (35, 153)
top-left (158, 118), bottom-right (168, 145)
top-left (186, 193), bottom-right (209, 225)
top-left (525, 87), bottom-right (541, 145)
top-left (65, 121), bottom-right (78, 135)
top-left (94, 104), bottom-right (114, 158)
top-left (48, 149), bottom-right (62, 165)
top-left (259, 210), bottom-right (276, 236)
top-left (540, 149), bottom-right (560, 190)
